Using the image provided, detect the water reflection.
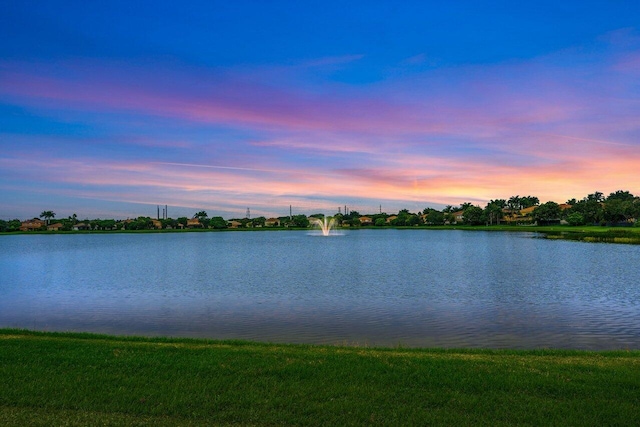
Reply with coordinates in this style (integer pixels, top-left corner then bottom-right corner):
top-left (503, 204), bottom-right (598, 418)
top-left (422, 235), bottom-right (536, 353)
top-left (1, 230), bottom-right (639, 349)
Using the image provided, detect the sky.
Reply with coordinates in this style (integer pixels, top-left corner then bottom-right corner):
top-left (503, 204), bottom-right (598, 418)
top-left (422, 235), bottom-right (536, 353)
top-left (1, 1), bottom-right (639, 220)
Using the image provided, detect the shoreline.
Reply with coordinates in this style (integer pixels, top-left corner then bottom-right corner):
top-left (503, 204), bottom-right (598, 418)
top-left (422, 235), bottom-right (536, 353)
top-left (2, 327), bottom-right (637, 353)
top-left (2, 224), bottom-right (640, 244)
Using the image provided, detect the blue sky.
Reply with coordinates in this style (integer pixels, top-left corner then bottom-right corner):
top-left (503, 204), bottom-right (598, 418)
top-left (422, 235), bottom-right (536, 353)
top-left (1, 1), bottom-right (639, 219)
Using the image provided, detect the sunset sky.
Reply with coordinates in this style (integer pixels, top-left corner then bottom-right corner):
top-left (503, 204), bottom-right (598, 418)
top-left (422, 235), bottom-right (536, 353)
top-left (1, 1), bottom-right (639, 220)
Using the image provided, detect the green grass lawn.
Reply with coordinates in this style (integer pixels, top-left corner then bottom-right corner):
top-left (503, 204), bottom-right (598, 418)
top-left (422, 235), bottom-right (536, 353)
top-left (424, 224), bottom-right (640, 233)
top-left (2, 329), bottom-right (639, 426)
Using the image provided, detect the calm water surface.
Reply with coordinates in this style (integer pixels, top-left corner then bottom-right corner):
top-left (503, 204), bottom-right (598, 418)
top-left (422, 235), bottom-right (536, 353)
top-left (1, 230), bottom-right (639, 349)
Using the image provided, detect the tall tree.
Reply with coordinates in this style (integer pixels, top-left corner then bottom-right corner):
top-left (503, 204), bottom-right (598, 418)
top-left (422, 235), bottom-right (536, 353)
top-left (507, 196), bottom-right (522, 215)
top-left (194, 211), bottom-right (208, 220)
top-left (532, 202), bottom-right (562, 225)
top-left (520, 196), bottom-right (539, 208)
top-left (484, 199), bottom-right (506, 225)
top-left (603, 199), bottom-right (633, 223)
top-left (463, 206), bottom-right (485, 225)
top-left (586, 191), bottom-right (604, 202)
top-left (395, 209), bottom-right (412, 226)
top-left (569, 193), bottom-right (605, 224)
top-left (291, 214), bottom-right (310, 228)
top-left (40, 210), bottom-right (55, 225)
top-left (606, 190), bottom-right (635, 202)
top-left (425, 210), bottom-right (445, 225)
top-left (207, 217), bottom-right (226, 229)
top-left (252, 216), bottom-right (266, 227)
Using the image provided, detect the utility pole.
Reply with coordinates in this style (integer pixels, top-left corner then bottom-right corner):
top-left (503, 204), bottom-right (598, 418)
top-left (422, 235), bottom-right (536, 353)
top-left (290, 205), bottom-right (292, 220)
top-left (246, 208), bottom-right (251, 219)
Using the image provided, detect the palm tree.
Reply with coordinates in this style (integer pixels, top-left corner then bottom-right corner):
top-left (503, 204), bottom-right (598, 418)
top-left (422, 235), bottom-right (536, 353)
top-left (40, 210), bottom-right (56, 225)
top-left (485, 199), bottom-right (506, 225)
top-left (194, 211), bottom-right (208, 220)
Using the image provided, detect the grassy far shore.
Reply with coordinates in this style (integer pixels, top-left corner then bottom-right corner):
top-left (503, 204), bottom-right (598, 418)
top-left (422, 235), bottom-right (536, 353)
top-left (3, 224), bottom-right (640, 244)
top-left (426, 224), bottom-right (640, 243)
top-left (1, 330), bottom-right (639, 426)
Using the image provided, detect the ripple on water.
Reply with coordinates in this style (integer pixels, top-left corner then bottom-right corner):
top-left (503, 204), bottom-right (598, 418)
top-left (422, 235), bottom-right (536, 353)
top-left (1, 230), bottom-right (639, 349)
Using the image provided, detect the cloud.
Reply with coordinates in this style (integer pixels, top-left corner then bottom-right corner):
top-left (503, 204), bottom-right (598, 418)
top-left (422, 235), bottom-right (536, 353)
top-left (1, 28), bottom-right (639, 218)
top-left (613, 52), bottom-right (640, 74)
top-left (297, 54), bottom-right (365, 68)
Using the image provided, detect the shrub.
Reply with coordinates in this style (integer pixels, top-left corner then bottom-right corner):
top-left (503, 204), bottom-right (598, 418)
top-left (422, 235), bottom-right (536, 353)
top-left (566, 212), bottom-right (585, 226)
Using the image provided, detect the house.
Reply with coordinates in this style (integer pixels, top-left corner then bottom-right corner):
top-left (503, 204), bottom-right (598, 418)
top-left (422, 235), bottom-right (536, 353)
top-left (452, 211), bottom-right (465, 223)
top-left (504, 205), bottom-right (541, 223)
top-left (186, 218), bottom-right (203, 228)
top-left (20, 219), bottom-right (45, 231)
top-left (47, 222), bottom-right (64, 231)
top-left (519, 206), bottom-right (537, 216)
top-left (73, 222), bottom-right (90, 231)
top-left (265, 218), bottom-right (280, 227)
top-left (152, 219), bottom-right (163, 229)
top-left (386, 215), bottom-right (398, 224)
top-left (359, 216), bottom-right (373, 226)
top-left (227, 220), bottom-right (242, 229)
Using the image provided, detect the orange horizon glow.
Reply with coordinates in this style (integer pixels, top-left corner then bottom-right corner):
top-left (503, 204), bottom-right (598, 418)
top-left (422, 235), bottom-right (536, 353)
top-left (1, 20), bottom-right (639, 219)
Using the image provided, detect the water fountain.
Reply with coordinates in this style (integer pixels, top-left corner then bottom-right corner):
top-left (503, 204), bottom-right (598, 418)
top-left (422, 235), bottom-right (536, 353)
top-left (309, 216), bottom-right (336, 236)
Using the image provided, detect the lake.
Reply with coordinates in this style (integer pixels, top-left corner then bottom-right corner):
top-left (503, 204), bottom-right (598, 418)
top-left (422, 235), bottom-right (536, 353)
top-left (1, 229), bottom-right (639, 349)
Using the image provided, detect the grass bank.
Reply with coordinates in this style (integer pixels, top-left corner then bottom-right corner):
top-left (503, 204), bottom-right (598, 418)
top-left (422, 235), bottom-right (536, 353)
top-left (2, 330), bottom-right (639, 426)
top-left (3, 224), bottom-right (640, 244)
top-left (406, 224), bottom-right (640, 244)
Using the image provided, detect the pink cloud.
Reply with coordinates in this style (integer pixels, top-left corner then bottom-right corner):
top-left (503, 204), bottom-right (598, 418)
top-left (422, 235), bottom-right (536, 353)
top-left (613, 52), bottom-right (640, 74)
top-left (2, 48), bottom-right (635, 168)
top-left (3, 143), bottom-right (640, 217)
top-left (2, 29), bottom-right (639, 217)
top-left (1, 60), bottom-right (444, 136)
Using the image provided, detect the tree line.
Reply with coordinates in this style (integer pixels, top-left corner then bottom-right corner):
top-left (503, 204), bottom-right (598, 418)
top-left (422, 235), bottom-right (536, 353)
top-left (1, 190), bottom-right (638, 232)
top-left (416, 191), bottom-right (638, 226)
